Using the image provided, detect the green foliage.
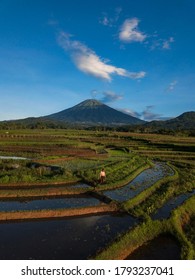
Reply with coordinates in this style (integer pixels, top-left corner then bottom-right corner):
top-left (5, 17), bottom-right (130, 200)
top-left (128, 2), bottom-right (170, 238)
top-left (0, 175), bottom-right (10, 183)
top-left (184, 216), bottom-right (195, 259)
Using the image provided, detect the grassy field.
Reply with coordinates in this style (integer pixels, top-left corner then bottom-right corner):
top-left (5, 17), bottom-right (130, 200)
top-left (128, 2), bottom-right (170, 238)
top-left (0, 129), bottom-right (194, 259)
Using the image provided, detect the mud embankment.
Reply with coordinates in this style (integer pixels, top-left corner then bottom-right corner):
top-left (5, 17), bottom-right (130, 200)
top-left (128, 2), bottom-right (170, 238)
top-left (0, 203), bottom-right (119, 221)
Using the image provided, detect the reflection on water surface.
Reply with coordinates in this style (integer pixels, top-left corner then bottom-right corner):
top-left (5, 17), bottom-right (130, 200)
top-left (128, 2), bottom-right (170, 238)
top-left (0, 213), bottom-right (137, 260)
top-left (104, 162), bottom-right (174, 202)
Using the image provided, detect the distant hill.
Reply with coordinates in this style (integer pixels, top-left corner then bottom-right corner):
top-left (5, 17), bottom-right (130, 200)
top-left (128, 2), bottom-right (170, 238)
top-left (44, 99), bottom-right (145, 126)
top-left (144, 111), bottom-right (195, 131)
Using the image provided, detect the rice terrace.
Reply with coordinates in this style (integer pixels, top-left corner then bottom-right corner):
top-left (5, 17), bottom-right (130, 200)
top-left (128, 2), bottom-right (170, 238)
top-left (0, 127), bottom-right (194, 260)
top-left (1, 0), bottom-right (195, 263)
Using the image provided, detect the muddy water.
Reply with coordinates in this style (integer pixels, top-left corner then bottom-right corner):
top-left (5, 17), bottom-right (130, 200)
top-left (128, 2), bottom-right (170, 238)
top-left (0, 195), bottom-right (101, 212)
top-left (103, 162), bottom-right (174, 202)
top-left (0, 213), bottom-right (137, 260)
top-left (152, 190), bottom-right (195, 220)
top-left (125, 234), bottom-right (181, 260)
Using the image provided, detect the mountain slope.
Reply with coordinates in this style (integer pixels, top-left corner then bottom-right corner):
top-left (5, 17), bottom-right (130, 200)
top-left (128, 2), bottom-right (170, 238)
top-left (44, 99), bottom-right (145, 125)
top-left (144, 111), bottom-right (195, 130)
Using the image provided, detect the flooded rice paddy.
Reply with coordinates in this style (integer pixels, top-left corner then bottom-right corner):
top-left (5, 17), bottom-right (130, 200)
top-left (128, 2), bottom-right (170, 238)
top-left (0, 213), bottom-right (137, 260)
top-left (0, 195), bottom-right (101, 212)
top-left (103, 162), bottom-right (174, 202)
top-left (152, 189), bottom-right (195, 220)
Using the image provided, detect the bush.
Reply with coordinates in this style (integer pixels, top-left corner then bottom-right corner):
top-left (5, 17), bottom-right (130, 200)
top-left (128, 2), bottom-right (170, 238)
top-left (21, 174), bottom-right (33, 182)
top-left (0, 175), bottom-right (10, 183)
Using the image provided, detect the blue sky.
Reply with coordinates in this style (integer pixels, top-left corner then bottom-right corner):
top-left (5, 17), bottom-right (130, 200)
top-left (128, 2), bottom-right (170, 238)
top-left (0, 0), bottom-right (195, 121)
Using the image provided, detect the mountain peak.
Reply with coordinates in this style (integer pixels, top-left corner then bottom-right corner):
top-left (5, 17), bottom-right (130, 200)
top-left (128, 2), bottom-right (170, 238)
top-left (76, 99), bottom-right (103, 107)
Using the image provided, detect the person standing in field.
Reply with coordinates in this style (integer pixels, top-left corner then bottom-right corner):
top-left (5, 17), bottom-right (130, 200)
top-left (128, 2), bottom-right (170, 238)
top-left (100, 168), bottom-right (106, 184)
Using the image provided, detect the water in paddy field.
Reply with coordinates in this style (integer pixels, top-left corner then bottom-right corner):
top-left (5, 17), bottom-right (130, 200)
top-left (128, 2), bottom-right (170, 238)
top-left (103, 162), bottom-right (174, 202)
top-left (152, 189), bottom-right (195, 220)
top-left (0, 156), bottom-right (28, 160)
top-left (0, 195), bottom-right (101, 212)
top-left (0, 213), bottom-right (137, 260)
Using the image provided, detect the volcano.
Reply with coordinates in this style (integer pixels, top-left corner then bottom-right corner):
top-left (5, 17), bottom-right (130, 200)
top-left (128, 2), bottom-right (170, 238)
top-left (44, 99), bottom-right (145, 126)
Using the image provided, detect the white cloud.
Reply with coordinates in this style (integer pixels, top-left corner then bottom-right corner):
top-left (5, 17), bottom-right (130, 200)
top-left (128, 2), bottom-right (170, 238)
top-left (58, 32), bottom-right (146, 81)
top-left (150, 36), bottom-right (175, 50)
top-left (162, 37), bottom-right (174, 49)
top-left (100, 16), bottom-right (110, 26)
top-left (120, 106), bottom-right (164, 121)
top-left (119, 18), bottom-right (147, 43)
top-left (120, 108), bottom-right (141, 118)
top-left (166, 80), bottom-right (178, 92)
top-left (100, 91), bottom-right (123, 103)
top-left (91, 90), bottom-right (123, 104)
top-left (142, 105), bottom-right (163, 121)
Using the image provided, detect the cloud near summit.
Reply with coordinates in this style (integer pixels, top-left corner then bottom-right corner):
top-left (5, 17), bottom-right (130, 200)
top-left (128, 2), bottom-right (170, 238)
top-left (58, 32), bottom-right (146, 81)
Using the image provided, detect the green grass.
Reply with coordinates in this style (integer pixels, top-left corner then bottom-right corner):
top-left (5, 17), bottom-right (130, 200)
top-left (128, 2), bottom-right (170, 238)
top-left (183, 215), bottom-right (195, 258)
top-left (169, 195), bottom-right (195, 259)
